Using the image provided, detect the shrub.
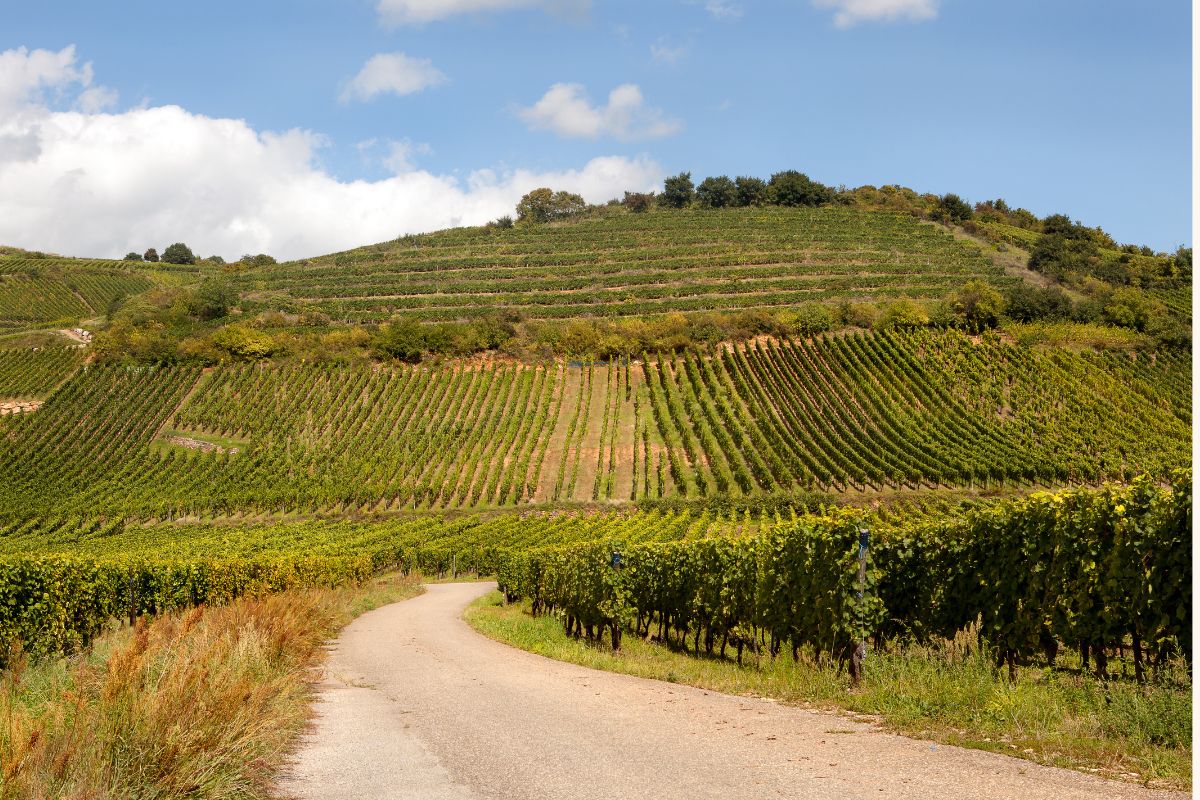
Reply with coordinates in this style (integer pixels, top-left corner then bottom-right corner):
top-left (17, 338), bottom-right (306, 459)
top-left (162, 243), bottom-right (197, 265)
top-left (188, 279), bottom-right (237, 320)
top-left (516, 188), bottom-right (587, 224)
top-left (143, 248), bottom-right (159, 263)
top-left (622, 191), bottom-right (655, 213)
top-left (210, 325), bottom-right (281, 360)
top-left (932, 193), bottom-right (973, 223)
top-left (372, 319), bottom-right (427, 362)
top-left (123, 252), bottom-right (143, 262)
top-left (696, 176), bottom-right (738, 209)
top-left (768, 170), bottom-right (834, 207)
top-left (734, 176), bottom-right (768, 207)
top-left (660, 172), bottom-right (695, 208)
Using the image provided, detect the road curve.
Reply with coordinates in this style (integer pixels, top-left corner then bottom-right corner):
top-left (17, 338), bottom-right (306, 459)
top-left (278, 582), bottom-right (1181, 800)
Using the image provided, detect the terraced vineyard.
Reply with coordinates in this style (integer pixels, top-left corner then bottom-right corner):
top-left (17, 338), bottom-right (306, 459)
top-left (0, 256), bottom-right (158, 329)
top-left (0, 330), bottom-right (1186, 520)
top-left (235, 208), bottom-right (1014, 322)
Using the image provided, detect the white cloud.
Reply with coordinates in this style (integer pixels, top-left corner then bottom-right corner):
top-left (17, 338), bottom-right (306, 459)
top-left (518, 83), bottom-right (681, 141)
top-left (376, 0), bottom-right (588, 26)
top-left (0, 45), bottom-right (95, 114)
top-left (650, 38), bottom-right (688, 65)
top-left (0, 46), bottom-right (661, 261)
top-left (340, 53), bottom-right (446, 103)
top-left (705, 1), bottom-right (744, 21)
top-left (813, 0), bottom-right (938, 27)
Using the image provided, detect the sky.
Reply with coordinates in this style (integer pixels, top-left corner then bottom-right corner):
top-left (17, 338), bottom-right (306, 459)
top-left (0, 0), bottom-right (1191, 261)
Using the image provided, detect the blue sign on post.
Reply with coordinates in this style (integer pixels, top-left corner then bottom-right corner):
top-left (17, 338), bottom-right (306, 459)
top-left (610, 551), bottom-right (622, 568)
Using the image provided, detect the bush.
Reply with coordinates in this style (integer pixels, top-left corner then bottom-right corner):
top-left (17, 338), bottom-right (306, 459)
top-left (660, 172), bottom-right (695, 209)
top-left (516, 188), bottom-right (587, 224)
top-left (768, 170), bottom-right (833, 207)
top-left (143, 248), bottom-right (159, 263)
top-left (239, 254), bottom-right (277, 268)
top-left (734, 176), bottom-right (768, 207)
top-left (1004, 283), bottom-right (1072, 323)
top-left (622, 191), bottom-right (655, 213)
top-left (932, 193), bottom-right (973, 223)
top-left (162, 243), bottom-right (197, 265)
top-left (123, 252), bottom-right (143, 262)
top-left (950, 281), bottom-right (1005, 331)
top-left (372, 319), bottom-right (427, 362)
top-left (696, 176), bottom-right (738, 209)
top-left (210, 325), bottom-right (281, 361)
top-left (488, 215), bottom-right (515, 229)
top-left (188, 279), bottom-right (237, 320)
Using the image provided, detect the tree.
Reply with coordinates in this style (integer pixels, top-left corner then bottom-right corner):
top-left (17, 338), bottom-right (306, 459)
top-left (932, 194), bottom-right (973, 223)
top-left (767, 170), bottom-right (833, 207)
top-left (143, 248), bottom-right (159, 262)
top-left (622, 191), bottom-right (655, 213)
top-left (1004, 282), bottom-right (1072, 323)
top-left (162, 242), bottom-right (197, 265)
top-left (516, 188), bottom-right (587, 223)
top-left (734, 176), bottom-right (768, 207)
top-left (951, 281), bottom-right (1005, 331)
top-left (660, 172), bottom-right (695, 208)
top-left (696, 176), bottom-right (738, 209)
top-left (188, 279), bottom-right (237, 320)
top-left (240, 253), bottom-right (278, 268)
top-left (124, 252), bottom-right (143, 262)
top-left (372, 319), bottom-right (427, 362)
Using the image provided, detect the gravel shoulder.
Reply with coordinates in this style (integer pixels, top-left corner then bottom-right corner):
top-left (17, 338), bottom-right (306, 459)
top-left (278, 582), bottom-right (1184, 800)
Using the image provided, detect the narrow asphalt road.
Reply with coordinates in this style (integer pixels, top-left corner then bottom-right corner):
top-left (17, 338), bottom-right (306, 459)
top-left (278, 583), bottom-right (1182, 800)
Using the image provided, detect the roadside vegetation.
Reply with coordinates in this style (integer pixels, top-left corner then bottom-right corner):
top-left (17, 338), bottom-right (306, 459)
top-left (467, 591), bottom-right (1191, 790)
top-left (0, 572), bottom-right (420, 799)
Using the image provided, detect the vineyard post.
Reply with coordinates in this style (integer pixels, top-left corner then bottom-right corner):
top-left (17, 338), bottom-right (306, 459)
top-left (126, 565), bottom-right (136, 627)
top-left (452, 553), bottom-right (457, 579)
top-left (851, 525), bottom-right (869, 687)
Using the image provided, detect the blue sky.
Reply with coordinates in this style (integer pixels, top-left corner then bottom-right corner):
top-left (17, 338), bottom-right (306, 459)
top-left (0, 0), bottom-right (1191, 259)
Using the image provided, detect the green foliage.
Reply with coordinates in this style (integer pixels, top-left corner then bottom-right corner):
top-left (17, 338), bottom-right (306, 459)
top-left (768, 170), bottom-right (833, 207)
top-left (143, 248), bottom-right (159, 263)
top-left (932, 193), bottom-right (973, 222)
top-left (210, 324), bottom-right (282, 361)
top-left (123, 252), bottom-right (143, 262)
top-left (696, 176), bottom-right (738, 209)
top-left (734, 176), bottom-right (768, 207)
top-left (240, 253), bottom-right (278, 268)
top-left (496, 475), bottom-right (1192, 667)
top-left (660, 172), bottom-right (695, 208)
top-left (1004, 283), bottom-right (1073, 323)
top-left (188, 279), bottom-right (237, 320)
top-left (515, 188), bottom-right (587, 224)
top-left (950, 280), bottom-right (1005, 332)
top-left (161, 242), bottom-right (197, 265)
top-left (371, 319), bottom-right (427, 362)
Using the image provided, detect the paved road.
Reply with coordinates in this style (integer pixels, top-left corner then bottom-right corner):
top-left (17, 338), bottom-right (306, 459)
top-left (278, 583), bottom-right (1182, 800)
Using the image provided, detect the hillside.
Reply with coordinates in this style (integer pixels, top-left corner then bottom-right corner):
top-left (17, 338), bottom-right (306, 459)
top-left (236, 207), bottom-right (1013, 322)
top-left (0, 328), bottom-right (1187, 521)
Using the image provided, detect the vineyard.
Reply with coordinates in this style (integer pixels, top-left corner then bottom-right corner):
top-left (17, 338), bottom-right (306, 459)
top-left (234, 208), bottom-right (1015, 321)
top-left (0, 256), bottom-right (159, 330)
top-left (0, 330), bottom-right (1187, 520)
top-left (1, 474), bottom-right (1189, 679)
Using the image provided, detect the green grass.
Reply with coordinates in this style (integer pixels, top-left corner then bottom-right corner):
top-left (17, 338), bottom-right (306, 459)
top-left (465, 591), bottom-right (1191, 791)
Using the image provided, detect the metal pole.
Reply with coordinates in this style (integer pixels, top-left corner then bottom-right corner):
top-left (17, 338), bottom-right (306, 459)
top-left (853, 525), bottom-right (869, 685)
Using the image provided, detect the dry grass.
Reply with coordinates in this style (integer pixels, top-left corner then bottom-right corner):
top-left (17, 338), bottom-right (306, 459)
top-left (0, 573), bottom-right (420, 800)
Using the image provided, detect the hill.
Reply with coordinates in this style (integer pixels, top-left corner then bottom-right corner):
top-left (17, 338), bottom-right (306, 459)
top-left (234, 207), bottom-right (1012, 322)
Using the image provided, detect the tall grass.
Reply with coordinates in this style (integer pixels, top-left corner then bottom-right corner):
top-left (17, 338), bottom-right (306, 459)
top-left (0, 573), bottom-right (420, 799)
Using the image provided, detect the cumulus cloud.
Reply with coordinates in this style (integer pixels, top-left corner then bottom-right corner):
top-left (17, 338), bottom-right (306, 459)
top-left (340, 53), bottom-right (446, 103)
top-left (0, 45), bottom-right (662, 261)
top-left (813, 0), bottom-right (938, 27)
top-left (376, 0), bottom-right (588, 26)
top-left (0, 44), bottom-right (98, 114)
top-left (518, 83), bottom-right (681, 141)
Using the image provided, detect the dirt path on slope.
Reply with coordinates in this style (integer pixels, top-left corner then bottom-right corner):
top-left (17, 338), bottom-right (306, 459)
top-left (277, 583), bottom-right (1183, 800)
